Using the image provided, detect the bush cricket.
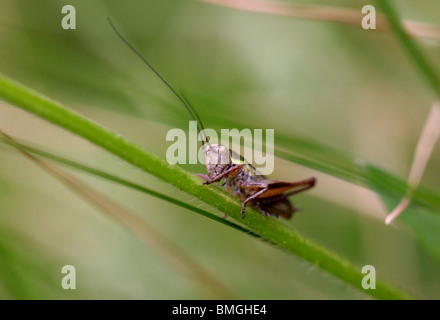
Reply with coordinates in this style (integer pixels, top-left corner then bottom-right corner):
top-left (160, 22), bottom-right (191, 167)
top-left (108, 18), bottom-right (316, 219)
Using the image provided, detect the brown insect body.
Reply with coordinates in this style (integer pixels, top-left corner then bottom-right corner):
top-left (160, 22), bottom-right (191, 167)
top-left (197, 145), bottom-right (316, 219)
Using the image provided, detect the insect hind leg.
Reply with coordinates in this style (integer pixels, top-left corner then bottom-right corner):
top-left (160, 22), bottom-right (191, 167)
top-left (241, 186), bottom-right (269, 219)
top-left (283, 177), bottom-right (316, 198)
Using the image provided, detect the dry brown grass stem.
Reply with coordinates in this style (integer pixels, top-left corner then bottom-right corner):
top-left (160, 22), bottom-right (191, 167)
top-left (199, 0), bottom-right (440, 40)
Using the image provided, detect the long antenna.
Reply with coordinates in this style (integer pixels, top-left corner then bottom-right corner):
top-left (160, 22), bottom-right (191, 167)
top-left (180, 93), bottom-right (210, 144)
top-left (107, 17), bottom-right (209, 145)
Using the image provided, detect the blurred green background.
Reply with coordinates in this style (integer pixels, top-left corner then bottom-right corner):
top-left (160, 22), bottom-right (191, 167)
top-left (0, 0), bottom-right (440, 299)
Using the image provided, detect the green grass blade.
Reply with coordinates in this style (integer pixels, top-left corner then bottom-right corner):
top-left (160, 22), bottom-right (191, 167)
top-left (364, 163), bottom-right (440, 265)
top-left (0, 73), bottom-right (414, 299)
top-left (373, 1), bottom-right (440, 263)
top-left (1, 132), bottom-right (237, 299)
top-left (0, 137), bottom-right (270, 244)
top-left (376, 0), bottom-right (440, 98)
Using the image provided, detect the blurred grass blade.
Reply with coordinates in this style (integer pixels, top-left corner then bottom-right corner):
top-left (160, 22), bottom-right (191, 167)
top-left (374, 0), bottom-right (440, 234)
top-left (199, 0), bottom-right (440, 40)
top-left (386, 102), bottom-right (440, 224)
top-left (0, 228), bottom-right (68, 299)
top-left (406, 103), bottom-right (440, 189)
top-left (0, 129), bottom-right (237, 299)
top-left (0, 136), bottom-right (271, 245)
top-left (274, 133), bottom-right (440, 211)
top-left (0, 73), bottom-right (414, 299)
top-left (0, 240), bottom-right (38, 299)
top-left (376, 0), bottom-right (440, 98)
top-left (364, 163), bottom-right (440, 265)
top-left (275, 139), bottom-right (366, 184)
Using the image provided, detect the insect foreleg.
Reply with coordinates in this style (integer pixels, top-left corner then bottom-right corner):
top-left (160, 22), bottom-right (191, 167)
top-left (203, 164), bottom-right (242, 185)
top-left (195, 173), bottom-right (209, 181)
